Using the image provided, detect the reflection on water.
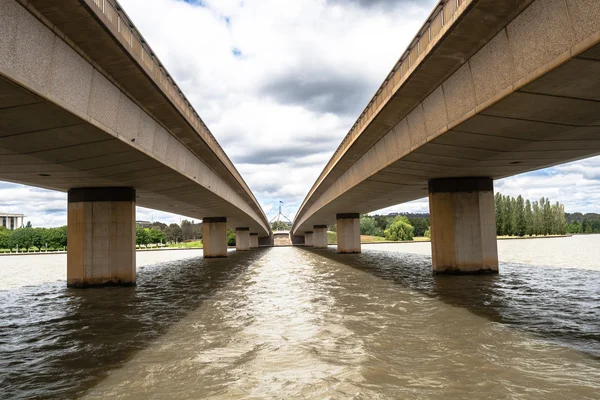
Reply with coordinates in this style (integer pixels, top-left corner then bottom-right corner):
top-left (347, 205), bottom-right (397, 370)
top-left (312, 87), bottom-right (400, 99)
top-left (1, 240), bottom-right (600, 399)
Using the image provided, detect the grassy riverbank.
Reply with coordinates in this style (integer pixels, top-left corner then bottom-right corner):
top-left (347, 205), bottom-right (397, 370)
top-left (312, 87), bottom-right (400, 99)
top-left (326, 231), bottom-right (571, 245)
top-left (327, 232), bottom-right (430, 244)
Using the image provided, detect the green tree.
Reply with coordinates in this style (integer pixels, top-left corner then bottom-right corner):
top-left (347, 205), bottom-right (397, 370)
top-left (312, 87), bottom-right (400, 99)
top-left (148, 228), bottom-right (166, 244)
top-left (524, 200), bottom-right (534, 236)
top-left (408, 217), bottom-right (429, 237)
top-left (10, 228), bottom-right (34, 251)
top-left (44, 226), bottom-right (67, 250)
top-left (532, 201), bottom-right (542, 235)
top-left (374, 215), bottom-right (393, 232)
top-left (541, 197), bottom-right (552, 235)
top-left (271, 221), bottom-right (288, 231)
top-left (181, 219), bottom-right (193, 241)
top-left (360, 215), bottom-right (379, 236)
top-left (555, 202), bottom-right (566, 234)
top-left (566, 221), bottom-right (581, 234)
top-left (150, 221), bottom-right (167, 231)
top-left (384, 216), bottom-right (414, 241)
top-left (25, 221), bottom-right (32, 228)
top-left (136, 226), bottom-right (150, 246)
top-left (165, 223), bottom-right (183, 243)
top-left (226, 229), bottom-right (236, 246)
top-left (515, 195), bottom-right (526, 236)
top-left (31, 227), bottom-right (46, 251)
top-left (424, 227), bottom-right (431, 238)
top-left (495, 193), bottom-right (504, 235)
top-left (191, 223), bottom-right (203, 240)
top-left (506, 196), bottom-right (516, 236)
top-left (0, 227), bottom-right (10, 250)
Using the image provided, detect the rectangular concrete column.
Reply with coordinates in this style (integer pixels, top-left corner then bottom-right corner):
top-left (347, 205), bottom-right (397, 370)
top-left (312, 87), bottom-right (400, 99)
top-left (305, 231), bottom-right (313, 247)
top-left (250, 233), bottom-right (259, 248)
top-left (337, 213), bottom-right (361, 254)
top-left (67, 187), bottom-right (136, 287)
top-left (236, 228), bottom-right (250, 251)
top-left (202, 217), bottom-right (227, 258)
top-left (428, 178), bottom-right (498, 274)
top-left (313, 225), bottom-right (328, 249)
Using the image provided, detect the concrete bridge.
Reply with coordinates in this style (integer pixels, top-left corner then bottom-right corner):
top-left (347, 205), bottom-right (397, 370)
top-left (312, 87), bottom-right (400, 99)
top-left (292, 0), bottom-right (600, 274)
top-left (0, 0), bottom-right (271, 286)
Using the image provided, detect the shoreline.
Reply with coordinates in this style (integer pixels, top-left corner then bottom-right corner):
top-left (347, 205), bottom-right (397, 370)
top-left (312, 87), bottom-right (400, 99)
top-left (0, 234), bottom-right (577, 255)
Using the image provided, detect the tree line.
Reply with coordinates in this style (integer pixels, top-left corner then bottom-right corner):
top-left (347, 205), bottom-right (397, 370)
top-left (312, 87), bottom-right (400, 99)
top-left (359, 213), bottom-right (429, 239)
top-left (136, 220), bottom-right (203, 246)
top-left (494, 193), bottom-right (566, 236)
top-left (355, 193), bottom-right (570, 241)
top-left (0, 225), bottom-right (67, 252)
top-left (0, 219), bottom-right (206, 252)
top-left (358, 214), bottom-right (429, 241)
top-left (565, 212), bottom-right (600, 234)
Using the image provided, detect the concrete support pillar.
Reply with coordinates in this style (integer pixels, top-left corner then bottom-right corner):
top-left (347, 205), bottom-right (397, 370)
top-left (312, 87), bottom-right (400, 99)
top-left (67, 187), bottom-right (136, 288)
top-left (250, 233), bottom-right (259, 248)
top-left (337, 213), bottom-right (361, 254)
top-left (202, 217), bottom-right (227, 258)
top-left (236, 228), bottom-right (250, 251)
top-left (313, 225), bottom-right (328, 249)
top-left (305, 231), bottom-right (314, 247)
top-left (428, 178), bottom-right (498, 274)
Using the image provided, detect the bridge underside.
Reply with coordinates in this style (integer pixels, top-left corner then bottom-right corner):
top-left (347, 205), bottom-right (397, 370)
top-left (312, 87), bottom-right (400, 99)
top-left (0, 73), bottom-right (266, 233)
top-left (296, 42), bottom-right (600, 232)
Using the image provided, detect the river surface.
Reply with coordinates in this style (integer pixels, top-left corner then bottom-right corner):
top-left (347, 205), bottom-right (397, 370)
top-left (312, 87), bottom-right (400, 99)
top-left (1, 236), bottom-right (599, 399)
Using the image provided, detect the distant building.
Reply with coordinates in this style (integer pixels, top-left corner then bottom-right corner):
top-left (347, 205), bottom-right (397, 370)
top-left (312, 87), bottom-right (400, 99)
top-left (136, 220), bottom-right (152, 228)
top-left (1, 213), bottom-right (25, 230)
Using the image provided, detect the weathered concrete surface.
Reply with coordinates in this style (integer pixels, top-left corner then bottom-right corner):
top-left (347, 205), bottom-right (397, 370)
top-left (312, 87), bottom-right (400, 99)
top-left (250, 233), bottom-right (259, 249)
top-left (0, 0), bottom-right (270, 237)
top-left (304, 232), bottom-right (314, 248)
top-left (202, 218), bottom-right (227, 258)
top-left (293, 0), bottom-right (600, 235)
top-left (429, 178), bottom-right (498, 274)
top-left (313, 225), bottom-right (328, 249)
top-left (67, 187), bottom-right (135, 287)
top-left (236, 228), bottom-right (250, 251)
top-left (336, 214), bottom-right (361, 254)
top-left (273, 232), bottom-right (292, 246)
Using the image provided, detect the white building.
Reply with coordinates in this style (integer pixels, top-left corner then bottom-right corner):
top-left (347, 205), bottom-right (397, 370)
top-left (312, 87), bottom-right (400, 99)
top-left (1, 214), bottom-right (25, 230)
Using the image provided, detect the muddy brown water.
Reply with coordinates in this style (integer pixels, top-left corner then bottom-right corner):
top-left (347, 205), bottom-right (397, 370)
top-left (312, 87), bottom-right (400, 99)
top-left (1, 236), bottom-right (599, 399)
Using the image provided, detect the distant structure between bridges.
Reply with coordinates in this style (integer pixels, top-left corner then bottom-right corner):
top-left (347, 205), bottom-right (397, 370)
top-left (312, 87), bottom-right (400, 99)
top-left (292, 0), bottom-right (600, 274)
top-left (0, 0), bottom-right (271, 286)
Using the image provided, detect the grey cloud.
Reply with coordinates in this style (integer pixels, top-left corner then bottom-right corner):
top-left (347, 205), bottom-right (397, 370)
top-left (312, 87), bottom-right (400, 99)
top-left (233, 145), bottom-right (334, 165)
top-left (259, 69), bottom-right (374, 116)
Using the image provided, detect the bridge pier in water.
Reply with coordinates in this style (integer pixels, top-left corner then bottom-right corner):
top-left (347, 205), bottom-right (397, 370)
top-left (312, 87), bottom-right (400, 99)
top-left (337, 213), bottom-right (361, 254)
top-left (67, 188), bottom-right (136, 288)
top-left (428, 178), bottom-right (498, 274)
top-left (304, 231), bottom-right (314, 247)
top-left (202, 217), bottom-right (227, 258)
top-left (313, 225), bottom-right (328, 249)
top-left (236, 228), bottom-right (250, 251)
top-left (250, 233), bottom-right (259, 248)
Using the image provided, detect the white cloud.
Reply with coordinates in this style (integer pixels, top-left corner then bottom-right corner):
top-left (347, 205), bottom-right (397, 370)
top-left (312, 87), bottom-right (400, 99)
top-left (117, 0), bottom-right (435, 221)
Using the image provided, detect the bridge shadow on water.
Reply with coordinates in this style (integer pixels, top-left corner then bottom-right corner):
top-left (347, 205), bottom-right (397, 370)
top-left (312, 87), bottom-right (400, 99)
top-left (303, 246), bottom-right (600, 360)
top-left (0, 248), bottom-right (269, 400)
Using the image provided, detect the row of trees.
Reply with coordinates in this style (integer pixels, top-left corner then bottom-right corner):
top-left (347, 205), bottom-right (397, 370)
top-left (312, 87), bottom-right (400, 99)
top-left (494, 194), bottom-right (567, 236)
top-left (0, 225), bottom-right (67, 252)
top-left (359, 214), bottom-right (429, 238)
top-left (138, 220), bottom-right (203, 245)
top-left (565, 213), bottom-right (600, 234)
top-left (135, 226), bottom-right (167, 247)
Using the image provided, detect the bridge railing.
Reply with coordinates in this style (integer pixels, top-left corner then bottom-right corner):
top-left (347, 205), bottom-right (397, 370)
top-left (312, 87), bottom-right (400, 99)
top-left (296, 0), bottom-right (467, 223)
top-left (86, 0), bottom-right (268, 224)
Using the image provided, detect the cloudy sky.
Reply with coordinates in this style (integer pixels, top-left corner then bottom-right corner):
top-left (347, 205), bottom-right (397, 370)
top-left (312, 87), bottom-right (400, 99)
top-left (2, 0), bottom-right (600, 227)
